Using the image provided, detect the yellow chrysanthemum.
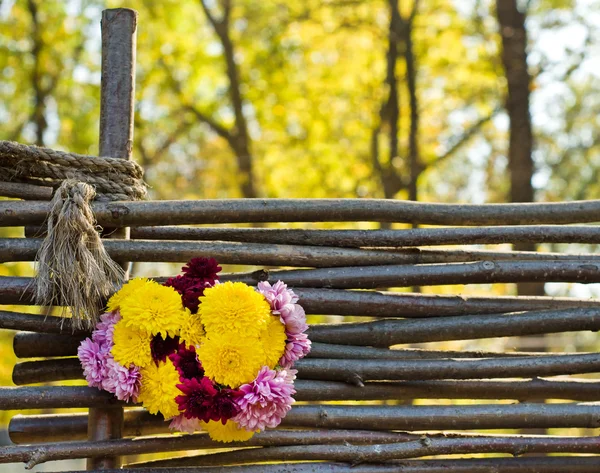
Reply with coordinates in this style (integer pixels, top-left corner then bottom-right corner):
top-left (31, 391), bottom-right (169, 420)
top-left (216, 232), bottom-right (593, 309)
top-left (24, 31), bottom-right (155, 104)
top-left (198, 333), bottom-right (265, 388)
top-left (259, 315), bottom-right (287, 369)
top-left (202, 420), bottom-right (254, 443)
top-left (179, 309), bottom-right (205, 347)
top-left (111, 319), bottom-right (153, 367)
top-left (138, 359), bottom-right (181, 419)
top-left (119, 282), bottom-right (185, 337)
top-left (106, 278), bottom-right (154, 312)
top-left (199, 282), bottom-right (271, 337)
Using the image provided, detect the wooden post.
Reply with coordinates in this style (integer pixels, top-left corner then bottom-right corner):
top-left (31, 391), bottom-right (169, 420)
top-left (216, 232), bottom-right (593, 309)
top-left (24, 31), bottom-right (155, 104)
top-left (87, 8), bottom-right (137, 470)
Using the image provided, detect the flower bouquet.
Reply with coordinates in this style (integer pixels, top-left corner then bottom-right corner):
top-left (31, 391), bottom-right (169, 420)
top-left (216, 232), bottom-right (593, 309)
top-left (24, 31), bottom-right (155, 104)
top-left (78, 258), bottom-right (311, 442)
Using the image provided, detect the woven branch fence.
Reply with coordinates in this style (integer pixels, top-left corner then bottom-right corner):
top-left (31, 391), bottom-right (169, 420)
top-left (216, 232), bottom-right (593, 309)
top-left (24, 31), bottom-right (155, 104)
top-left (1, 7), bottom-right (600, 473)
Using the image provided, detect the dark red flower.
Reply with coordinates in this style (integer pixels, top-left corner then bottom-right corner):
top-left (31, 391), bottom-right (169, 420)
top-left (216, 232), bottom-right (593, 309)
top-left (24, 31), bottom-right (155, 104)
top-left (182, 257), bottom-right (221, 282)
top-left (164, 275), bottom-right (198, 294)
top-left (176, 377), bottom-right (218, 421)
top-left (164, 275), bottom-right (212, 314)
top-left (150, 334), bottom-right (180, 364)
top-left (181, 286), bottom-right (207, 314)
top-left (170, 344), bottom-right (204, 380)
top-left (211, 388), bottom-right (242, 424)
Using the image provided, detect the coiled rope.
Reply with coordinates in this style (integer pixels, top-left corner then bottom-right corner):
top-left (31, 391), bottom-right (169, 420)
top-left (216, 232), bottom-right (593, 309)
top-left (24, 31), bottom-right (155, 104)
top-left (1, 140), bottom-right (147, 329)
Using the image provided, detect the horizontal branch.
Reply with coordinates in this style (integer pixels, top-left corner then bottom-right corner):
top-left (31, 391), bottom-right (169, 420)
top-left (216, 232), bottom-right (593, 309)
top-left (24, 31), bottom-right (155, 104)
top-left (9, 403), bottom-right (600, 444)
top-left (0, 181), bottom-right (53, 200)
top-left (294, 287), bottom-right (599, 318)
top-left (2, 278), bottom-right (596, 317)
top-left (12, 352), bottom-right (600, 386)
top-left (34, 459), bottom-right (600, 473)
top-left (0, 386), bottom-right (122, 410)
top-left (11, 356), bottom-right (600, 393)
top-left (295, 354), bottom-right (600, 383)
top-left (307, 343), bottom-right (557, 360)
top-left (308, 307), bottom-right (600, 346)
top-left (295, 378), bottom-right (600, 402)
top-left (13, 331), bottom-right (85, 358)
top-left (10, 306), bottom-right (600, 359)
top-left (12, 358), bottom-right (82, 385)
top-left (283, 403), bottom-right (600, 431)
top-left (9, 409), bottom-right (163, 444)
top-left (0, 429), bottom-right (405, 466)
top-left (3, 198), bottom-right (600, 227)
top-left (131, 225), bottom-right (600, 247)
top-left (2, 377), bottom-right (600, 412)
top-left (131, 435), bottom-right (600, 468)
top-left (14, 327), bottom-right (557, 359)
top-left (19, 232), bottom-right (600, 263)
top-left (0, 238), bottom-right (431, 268)
top-left (223, 260), bottom-right (600, 289)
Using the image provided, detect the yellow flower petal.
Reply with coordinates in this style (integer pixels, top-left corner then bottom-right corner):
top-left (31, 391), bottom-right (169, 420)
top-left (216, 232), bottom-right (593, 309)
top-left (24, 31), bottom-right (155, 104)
top-left (138, 359), bottom-right (181, 419)
top-left (111, 319), bottom-right (153, 368)
top-left (119, 282), bottom-right (185, 337)
top-left (179, 309), bottom-right (205, 347)
top-left (259, 315), bottom-right (287, 369)
top-left (199, 282), bottom-right (271, 337)
top-left (106, 278), bottom-right (153, 313)
top-left (202, 420), bottom-right (254, 443)
top-left (198, 332), bottom-right (265, 388)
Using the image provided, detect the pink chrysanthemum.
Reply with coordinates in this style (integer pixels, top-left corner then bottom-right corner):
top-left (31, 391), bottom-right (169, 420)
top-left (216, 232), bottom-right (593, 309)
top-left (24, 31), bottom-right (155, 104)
top-left (279, 304), bottom-right (308, 336)
top-left (92, 311), bottom-right (120, 347)
top-left (169, 413), bottom-right (202, 434)
top-left (257, 281), bottom-right (298, 313)
top-left (102, 358), bottom-right (141, 402)
top-left (233, 366), bottom-right (296, 431)
top-left (78, 338), bottom-right (110, 388)
top-left (279, 332), bottom-right (312, 369)
top-left (258, 281), bottom-right (308, 361)
top-left (259, 280), bottom-right (310, 368)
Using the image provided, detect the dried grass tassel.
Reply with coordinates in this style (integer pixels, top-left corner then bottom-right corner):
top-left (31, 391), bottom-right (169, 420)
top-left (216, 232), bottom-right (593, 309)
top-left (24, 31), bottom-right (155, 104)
top-left (34, 179), bottom-right (124, 329)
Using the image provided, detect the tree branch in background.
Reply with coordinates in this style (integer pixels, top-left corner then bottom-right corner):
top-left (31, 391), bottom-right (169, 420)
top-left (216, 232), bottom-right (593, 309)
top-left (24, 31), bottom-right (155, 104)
top-left (435, 106), bottom-right (501, 166)
top-left (135, 114), bottom-right (195, 170)
top-left (184, 105), bottom-right (235, 146)
top-left (199, 0), bottom-right (257, 198)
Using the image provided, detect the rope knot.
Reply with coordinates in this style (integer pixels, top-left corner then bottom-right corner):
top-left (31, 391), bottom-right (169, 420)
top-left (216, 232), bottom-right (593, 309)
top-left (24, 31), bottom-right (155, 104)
top-left (34, 179), bottom-right (125, 329)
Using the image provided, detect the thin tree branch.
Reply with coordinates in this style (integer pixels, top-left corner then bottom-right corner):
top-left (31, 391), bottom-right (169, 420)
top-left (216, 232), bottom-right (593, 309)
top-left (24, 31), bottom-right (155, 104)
top-left (435, 106), bottom-right (502, 166)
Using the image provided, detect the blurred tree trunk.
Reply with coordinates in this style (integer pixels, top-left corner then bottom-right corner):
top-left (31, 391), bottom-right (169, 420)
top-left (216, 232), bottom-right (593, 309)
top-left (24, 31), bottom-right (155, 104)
top-left (27, 0), bottom-right (48, 146)
top-left (372, 0), bottom-right (419, 235)
top-left (496, 0), bottom-right (547, 442)
top-left (371, 0), bottom-right (403, 204)
top-left (496, 0), bottom-right (545, 298)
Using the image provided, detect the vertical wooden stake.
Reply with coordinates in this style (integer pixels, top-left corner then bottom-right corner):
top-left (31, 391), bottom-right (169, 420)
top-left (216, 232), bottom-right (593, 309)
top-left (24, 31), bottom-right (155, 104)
top-left (87, 8), bottom-right (137, 470)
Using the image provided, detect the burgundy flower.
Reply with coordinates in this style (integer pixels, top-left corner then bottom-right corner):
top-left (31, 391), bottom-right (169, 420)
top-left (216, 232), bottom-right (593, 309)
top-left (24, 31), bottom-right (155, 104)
top-left (164, 275), bottom-right (199, 293)
top-left (211, 388), bottom-right (242, 424)
top-left (181, 286), bottom-right (207, 314)
top-left (150, 334), bottom-right (180, 364)
top-left (182, 257), bottom-right (221, 282)
top-left (170, 344), bottom-right (204, 380)
top-left (176, 377), bottom-right (218, 421)
top-left (164, 275), bottom-right (211, 313)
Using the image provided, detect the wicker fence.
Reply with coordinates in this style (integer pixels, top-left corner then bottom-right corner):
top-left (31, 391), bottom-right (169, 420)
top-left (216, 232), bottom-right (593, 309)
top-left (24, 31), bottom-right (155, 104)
top-left (0, 7), bottom-right (599, 473)
top-left (2, 199), bottom-right (600, 472)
